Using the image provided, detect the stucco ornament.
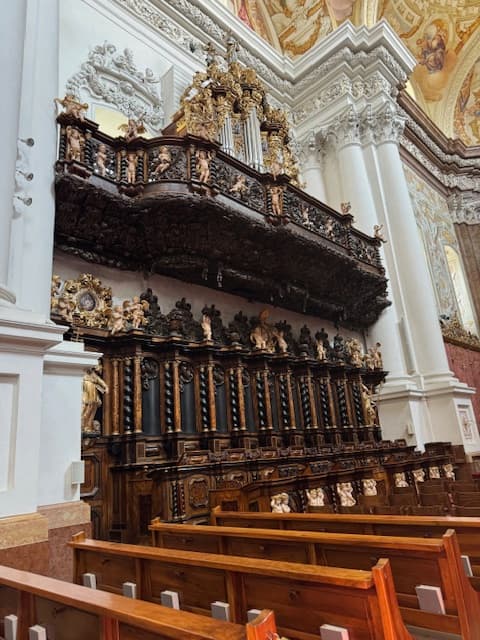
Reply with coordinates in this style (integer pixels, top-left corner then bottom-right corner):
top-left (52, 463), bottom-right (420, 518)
top-left (66, 41), bottom-right (164, 133)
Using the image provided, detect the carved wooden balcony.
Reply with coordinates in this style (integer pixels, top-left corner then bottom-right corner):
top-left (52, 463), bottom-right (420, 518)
top-left (55, 114), bottom-right (389, 329)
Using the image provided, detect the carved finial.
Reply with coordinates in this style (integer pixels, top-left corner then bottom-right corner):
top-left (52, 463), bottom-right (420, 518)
top-left (340, 201), bottom-right (351, 215)
top-left (373, 224), bottom-right (387, 243)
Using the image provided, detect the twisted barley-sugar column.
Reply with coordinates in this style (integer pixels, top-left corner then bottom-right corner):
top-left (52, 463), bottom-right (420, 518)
top-left (134, 355), bottom-right (143, 433)
top-left (286, 369), bottom-right (297, 429)
top-left (262, 369), bottom-right (273, 430)
top-left (102, 357), bottom-right (113, 435)
top-left (236, 365), bottom-right (247, 430)
top-left (112, 358), bottom-right (120, 435)
top-left (207, 362), bottom-right (217, 431)
top-left (306, 371), bottom-right (319, 429)
top-left (172, 359), bottom-right (182, 432)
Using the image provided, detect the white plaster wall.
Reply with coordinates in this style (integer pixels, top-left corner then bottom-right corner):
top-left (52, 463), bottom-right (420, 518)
top-left (59, 0), bottom-right (201, 124)
top-left (38, 342), bottom-right (102, 506)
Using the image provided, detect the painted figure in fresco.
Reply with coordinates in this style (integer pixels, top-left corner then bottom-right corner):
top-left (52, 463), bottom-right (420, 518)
top-left (82, 365), bottom-right (108, 432)
top-left (417, 21), bottom-right (447, 74)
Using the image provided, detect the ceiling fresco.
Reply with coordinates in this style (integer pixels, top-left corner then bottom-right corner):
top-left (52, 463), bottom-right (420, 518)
top-left (220, 0), bottom-right (480, 145)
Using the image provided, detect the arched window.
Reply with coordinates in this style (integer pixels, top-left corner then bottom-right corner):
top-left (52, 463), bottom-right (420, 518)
top-left (444, 245), bottom-right (478, 333)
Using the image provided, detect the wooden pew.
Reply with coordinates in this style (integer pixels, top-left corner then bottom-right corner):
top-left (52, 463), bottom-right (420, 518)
top-left (70, 533), bottom-right (412, 640)
top-left (0, 564), bottom-right (273, 640)
top-left (211, 507), bottom-right (480, 574)
top-left (150, 520), bottom-right (480, 639)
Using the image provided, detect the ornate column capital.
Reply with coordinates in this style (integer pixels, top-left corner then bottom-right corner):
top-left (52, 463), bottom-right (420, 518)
top-left (372, 104), bottom-right (406, 145)
top-left (448, 190), bottom-right (480, 225)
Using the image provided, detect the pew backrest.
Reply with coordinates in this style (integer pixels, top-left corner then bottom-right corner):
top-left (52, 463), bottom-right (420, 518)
top-left (70, 534), bottom-right (412, 640)
top-left (210, 508), bottom-right (480, 573)
top-left (149, 521), bottom-right (480, 640)
top-left (0, 564), bottom-right (260, 640)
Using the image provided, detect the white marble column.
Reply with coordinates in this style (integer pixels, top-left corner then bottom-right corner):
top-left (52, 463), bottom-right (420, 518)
top-left (301, 136), bottom-right (327, 203)
top-left (374, 111), bottom-right (452, 381)
top-left (0, 0), bottom-right (27, 305)
top-left (8, 0), bottom-right (60, 319)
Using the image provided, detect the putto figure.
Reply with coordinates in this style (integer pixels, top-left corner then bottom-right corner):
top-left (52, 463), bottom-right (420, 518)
top-left (66, 126), bottom-right (84, 162)
top-left (195, 149), bottom-right (213, 183)
top-left (118, 117), bottom-right (146, 142)
top-left (337, 482), bottom-right (356, 507)
top-left (306, 487), bottom-right (325, 507)
top-left (55, 93), bottom-right (88, 121)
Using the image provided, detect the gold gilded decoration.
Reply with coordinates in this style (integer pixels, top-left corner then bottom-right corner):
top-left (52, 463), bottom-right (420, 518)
top-left (54, 94), bottom-right (88, 121)
top-left (441, 313), bottom-right (480, 349)
top-left (345, 337), bottom-right (363, 367)
top-left (178, 37), bottom-right (300, 183)
top-left (51, 274), bottom-right (112, 328)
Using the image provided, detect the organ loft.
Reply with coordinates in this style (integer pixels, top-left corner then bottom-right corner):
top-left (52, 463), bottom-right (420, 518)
top-left (51, 40), bottom-right (464, 543)
top-left (2, 1), bottom-right (480, 638)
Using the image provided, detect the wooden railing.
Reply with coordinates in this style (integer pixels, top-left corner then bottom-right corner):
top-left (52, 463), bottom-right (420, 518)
top-left (56, 114), bottom-right (383, 274)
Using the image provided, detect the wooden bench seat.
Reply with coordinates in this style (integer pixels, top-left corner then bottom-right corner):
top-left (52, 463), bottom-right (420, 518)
top-left (70, 533), bottom-right (412, 640)
top-left (0, 564), bottom-right (272, 640)
top-left (211, 508), bottom-right (480, 575)
top-left (150, 520), bottom-right (480, 639)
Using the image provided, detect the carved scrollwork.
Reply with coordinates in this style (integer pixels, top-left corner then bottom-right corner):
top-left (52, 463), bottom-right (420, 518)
top-left (141, 358), bottom-right (159, 390)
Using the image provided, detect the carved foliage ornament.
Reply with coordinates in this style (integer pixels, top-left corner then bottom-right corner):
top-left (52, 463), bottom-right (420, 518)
top-left (66, 41), bottom-right (164, 132)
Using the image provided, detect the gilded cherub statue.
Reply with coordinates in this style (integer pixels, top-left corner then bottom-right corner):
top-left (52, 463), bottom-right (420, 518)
top-left (195, 149), bottom-right (213, 183)
top-left (201, 313), bottom-right (212, 341)
top-left (126, 153), bottom-right (138, 184)
top-left (270, 186), bottom-right (283, 216)
top-left (95, 144), bottom-right (108, 177)
top-left (55, 94), bottom-right (88, 121)
top-left (66, 126), bottom-right (84, 162)
top-left (118, 118), bottom-right (146, 142)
